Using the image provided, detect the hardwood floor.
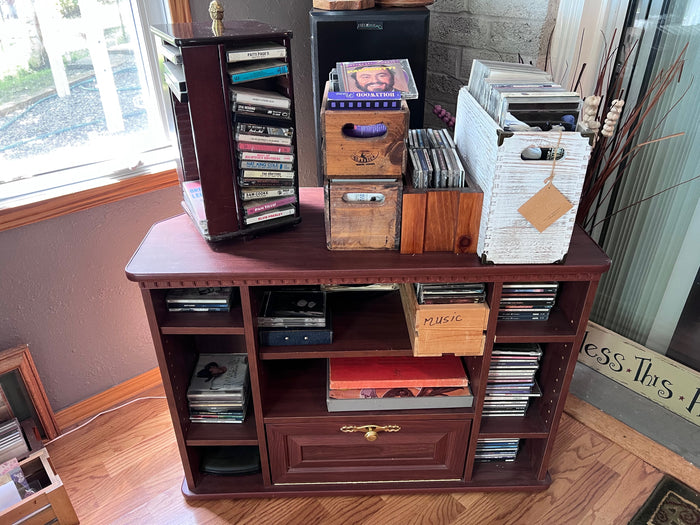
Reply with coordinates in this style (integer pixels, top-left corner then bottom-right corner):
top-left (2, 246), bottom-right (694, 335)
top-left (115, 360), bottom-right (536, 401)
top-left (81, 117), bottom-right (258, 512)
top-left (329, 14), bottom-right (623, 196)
top-left (46, 384), bottom-right (670, 525)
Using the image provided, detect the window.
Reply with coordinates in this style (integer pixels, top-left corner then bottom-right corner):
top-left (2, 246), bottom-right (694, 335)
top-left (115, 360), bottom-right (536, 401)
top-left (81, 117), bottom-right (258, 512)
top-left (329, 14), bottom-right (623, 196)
top-left (0, 0), bottom-right (175, 226)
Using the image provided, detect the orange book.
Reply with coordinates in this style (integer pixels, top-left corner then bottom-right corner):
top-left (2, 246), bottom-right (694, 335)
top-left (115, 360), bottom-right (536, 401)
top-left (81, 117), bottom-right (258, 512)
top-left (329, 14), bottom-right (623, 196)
top-left (328, 356), bottom-right (468, 390)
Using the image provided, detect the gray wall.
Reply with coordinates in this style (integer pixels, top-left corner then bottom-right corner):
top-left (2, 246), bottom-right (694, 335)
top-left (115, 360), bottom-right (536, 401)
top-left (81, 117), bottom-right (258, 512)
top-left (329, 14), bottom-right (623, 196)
top-left (424, 0), bottom-right (556, 128)
top-left (0, 187), bottom-right (182, 411)
top-left (0, 0), bottom-right (554, 412)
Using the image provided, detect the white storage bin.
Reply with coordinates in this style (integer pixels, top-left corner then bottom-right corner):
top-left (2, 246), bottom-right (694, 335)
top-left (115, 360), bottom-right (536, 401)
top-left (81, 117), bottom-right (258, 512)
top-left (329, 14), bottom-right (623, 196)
top-left (454, 88), bottom-right (592, 264)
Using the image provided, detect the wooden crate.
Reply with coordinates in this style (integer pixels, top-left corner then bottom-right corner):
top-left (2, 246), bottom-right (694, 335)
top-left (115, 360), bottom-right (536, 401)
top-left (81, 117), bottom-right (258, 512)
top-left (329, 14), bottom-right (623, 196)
top-left (1, 448), bottom-right (79, 525)
top-left (400, 176), bottom-right (483, 254)
top-left (454, 88), bottom-right (592, 264)
top-left (321, 82), bottom-right (409, 178)
top-left (399, 283), bottom-right (488, 356)
top-left (324, 179), bottom-right (402, 250)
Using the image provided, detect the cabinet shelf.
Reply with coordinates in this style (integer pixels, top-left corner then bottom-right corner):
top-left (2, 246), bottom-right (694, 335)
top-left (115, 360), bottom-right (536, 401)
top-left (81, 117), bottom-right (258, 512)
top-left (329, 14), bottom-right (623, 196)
top-left (478, 414), bottom-right (549, 438)
top-left (259, 290), bottom-right (413, 359)
top-left (127, 187), bottom-right (610, 498)
top-left (160, 306), bottom-right (246, 334)
top-left (182, 471), bottom-right (267, 499)
top-left (470, 451), bottom-right (551, 488)
top-left (262, 359), bottom-right (474, 421)
top-left (494, 308), bottom-right (577, 343)
top-left (185, 413), bottom-right (258, 446)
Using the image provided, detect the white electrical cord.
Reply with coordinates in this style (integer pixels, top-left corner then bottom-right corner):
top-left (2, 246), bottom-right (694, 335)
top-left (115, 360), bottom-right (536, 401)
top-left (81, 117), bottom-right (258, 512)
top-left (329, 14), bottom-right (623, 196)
top-left (45, 396), bottom-right (167, 445)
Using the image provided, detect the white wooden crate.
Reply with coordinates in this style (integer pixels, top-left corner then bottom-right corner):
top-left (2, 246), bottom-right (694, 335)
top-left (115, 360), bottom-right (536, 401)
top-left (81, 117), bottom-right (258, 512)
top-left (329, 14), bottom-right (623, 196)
top-left (454, 88), bottom-right (592, 264)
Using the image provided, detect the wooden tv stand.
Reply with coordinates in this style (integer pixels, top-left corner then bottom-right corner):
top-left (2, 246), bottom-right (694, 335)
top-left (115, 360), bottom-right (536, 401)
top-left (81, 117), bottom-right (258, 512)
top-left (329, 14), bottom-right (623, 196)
top-left (126, 187), bottom-right (610, 498)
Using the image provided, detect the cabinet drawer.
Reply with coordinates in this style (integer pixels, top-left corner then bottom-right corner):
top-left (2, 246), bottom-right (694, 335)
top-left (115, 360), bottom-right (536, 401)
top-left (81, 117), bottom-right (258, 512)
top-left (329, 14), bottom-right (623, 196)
top-left (267, 418), bottom-right (470, 484)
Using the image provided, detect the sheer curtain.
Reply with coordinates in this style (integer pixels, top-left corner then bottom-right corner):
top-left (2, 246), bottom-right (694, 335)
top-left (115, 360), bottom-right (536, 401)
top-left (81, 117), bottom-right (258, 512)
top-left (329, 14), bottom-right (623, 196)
top-left (588, 0), bottom-right (700, 356)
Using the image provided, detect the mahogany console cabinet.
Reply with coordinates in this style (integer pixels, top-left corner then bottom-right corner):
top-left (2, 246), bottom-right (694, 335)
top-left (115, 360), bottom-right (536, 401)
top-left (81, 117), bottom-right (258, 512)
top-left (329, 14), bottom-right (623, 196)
top-left (126, 188), bottom-right (610, 498)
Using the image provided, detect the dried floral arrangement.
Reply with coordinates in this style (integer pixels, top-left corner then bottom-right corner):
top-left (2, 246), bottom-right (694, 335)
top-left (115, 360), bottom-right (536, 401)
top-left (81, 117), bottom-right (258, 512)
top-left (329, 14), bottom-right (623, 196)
top-left (574, 39), bottom-right (693, 230)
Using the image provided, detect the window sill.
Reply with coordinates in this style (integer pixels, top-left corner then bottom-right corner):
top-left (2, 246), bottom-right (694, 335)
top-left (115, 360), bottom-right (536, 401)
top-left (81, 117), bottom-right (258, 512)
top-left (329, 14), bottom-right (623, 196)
top-left (0, 167), bottom-right (179, 233)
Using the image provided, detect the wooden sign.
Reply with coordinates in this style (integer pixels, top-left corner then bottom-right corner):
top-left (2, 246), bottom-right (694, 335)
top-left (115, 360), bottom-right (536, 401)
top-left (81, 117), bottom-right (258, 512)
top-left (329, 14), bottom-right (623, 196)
top-left (579, 322), bottom-right (700, 426)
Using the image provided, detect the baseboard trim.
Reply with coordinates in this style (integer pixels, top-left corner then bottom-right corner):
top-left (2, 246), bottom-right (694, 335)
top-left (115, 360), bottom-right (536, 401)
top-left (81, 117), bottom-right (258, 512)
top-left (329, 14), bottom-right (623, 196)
top-left (564, 395), bottom-right (700, 493)
top-left (55, 368), bottom-right (162, 431)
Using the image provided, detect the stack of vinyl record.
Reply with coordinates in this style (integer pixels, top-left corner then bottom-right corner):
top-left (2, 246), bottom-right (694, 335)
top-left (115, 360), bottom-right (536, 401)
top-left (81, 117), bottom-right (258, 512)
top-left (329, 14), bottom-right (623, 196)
top-left (498, 282), bottom-right (559, 321)
top-left (414, 282), bottom-right (486, 304)
top-left (475, 438), bottom-right (520, 462)
top-left (326, 355), bottom-right (473, 412)
top-left (406, 128), bottom-right (466, 189)
top-left (483, 343), bottom-right (543, 416)
top-left (187, 353), bottom-right (250, 423)
top-left (166, 287), bottom-right (235, 312)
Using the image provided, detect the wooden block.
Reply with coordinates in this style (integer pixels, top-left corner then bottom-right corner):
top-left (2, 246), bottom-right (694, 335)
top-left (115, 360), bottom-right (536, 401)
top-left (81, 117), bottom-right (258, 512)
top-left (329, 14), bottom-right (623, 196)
top-left (424, 190), bottom-right (459, 252)
top-left (454, 191), bottom-right (483, 254)
top-left (400, 174), bottom-right (483, 254)
top-left (314, 0), bottom-right (375, 9)
top-left (399, 283), bottom-right (488, 357)
top-left (400, 192), bottom-right (427, 254)
top-left (325, 179), bottom-right (402, 250)
top-left (321, 82), bottom-right (408, 178)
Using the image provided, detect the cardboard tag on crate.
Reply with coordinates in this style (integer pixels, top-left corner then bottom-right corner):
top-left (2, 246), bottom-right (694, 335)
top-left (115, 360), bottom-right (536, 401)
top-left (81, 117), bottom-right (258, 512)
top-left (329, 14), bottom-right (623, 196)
top-left (518, 182), bottom-right (573, 233)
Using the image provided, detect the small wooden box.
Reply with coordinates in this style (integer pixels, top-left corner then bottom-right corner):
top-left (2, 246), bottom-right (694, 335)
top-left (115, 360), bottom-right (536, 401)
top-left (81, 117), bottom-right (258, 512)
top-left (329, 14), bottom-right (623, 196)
top-left (399, 283), bottom-right (489, 356)
top-left (400, 175), bottom-right (483, 254)
top-left (454, 88), bottom-right (592, 264)
top-left (1, 448), bottom-right (79, 525)
top-left (321, 82), bottom-right (409, 178)
top-left (324, 179), bottom-right (402, 250)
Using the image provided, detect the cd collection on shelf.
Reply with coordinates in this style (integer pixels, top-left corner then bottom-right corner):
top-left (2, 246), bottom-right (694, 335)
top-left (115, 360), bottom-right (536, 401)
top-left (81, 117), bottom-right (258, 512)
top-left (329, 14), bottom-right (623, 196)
top-left (257, 289), bottom-right (332, 346)
top-left (483, 343), bottom-right (543, 417)
top-left (186, 354), bottom-right (250, 424)
top-left (257, 290), bottom-right (327, 328)
top-left (406, 128), bottom-right (467, 190)
top-left (326, 356), bottom-right (472, 412)
top-left (165, 287), bottom-right (236, 312)
top-left (467, 59), bottom-right (582, 131)
top-left (414, 282), bottom-right (486, 304)
top-left (475, 438), bottom-right (521, 462)
top-left (498, 282), bottom-right (559, 321)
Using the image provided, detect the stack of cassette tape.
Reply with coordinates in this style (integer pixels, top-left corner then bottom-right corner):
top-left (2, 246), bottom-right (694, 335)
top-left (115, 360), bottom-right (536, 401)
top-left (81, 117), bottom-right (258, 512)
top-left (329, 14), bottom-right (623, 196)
top-left (406, 128), bottom-right (466, 189)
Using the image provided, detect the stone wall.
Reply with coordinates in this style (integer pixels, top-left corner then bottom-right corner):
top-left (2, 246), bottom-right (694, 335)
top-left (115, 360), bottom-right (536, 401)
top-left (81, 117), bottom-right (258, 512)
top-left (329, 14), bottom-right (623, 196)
top-left (423, 0), bottom-right (558, 127)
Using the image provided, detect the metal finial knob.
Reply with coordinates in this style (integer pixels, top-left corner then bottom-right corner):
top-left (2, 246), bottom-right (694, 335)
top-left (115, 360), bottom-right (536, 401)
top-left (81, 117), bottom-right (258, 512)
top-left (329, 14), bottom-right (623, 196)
top-left (209, 0), bottom-right (224, 35)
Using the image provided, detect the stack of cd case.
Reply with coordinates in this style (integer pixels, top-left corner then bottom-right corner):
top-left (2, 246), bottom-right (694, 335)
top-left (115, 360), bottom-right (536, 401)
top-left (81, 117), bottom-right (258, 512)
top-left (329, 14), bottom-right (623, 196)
top-left (414, 282), bottom-right (486, 304)
top-left (483, 343), bottom-right (543, 416)
top-left (407, 128), bottom-right (466, 189)
top-left (467, 59), bottom-right (581, 130)
top-left (186, 353), bottom-right (250, 423)
top-left (475, 438), bottom-right (520, 462)
top-left (499, 282), bottom-right (559, 321)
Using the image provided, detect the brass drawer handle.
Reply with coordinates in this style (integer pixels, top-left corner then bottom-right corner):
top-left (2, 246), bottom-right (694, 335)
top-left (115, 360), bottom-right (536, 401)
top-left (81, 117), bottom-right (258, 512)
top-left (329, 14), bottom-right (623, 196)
top-left (340, 424), bottom-right (401, 442)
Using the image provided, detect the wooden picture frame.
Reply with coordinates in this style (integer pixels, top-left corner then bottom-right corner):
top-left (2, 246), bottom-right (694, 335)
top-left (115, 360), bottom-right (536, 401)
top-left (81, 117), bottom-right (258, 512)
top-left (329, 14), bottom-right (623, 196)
top-left (0, 345), bottom-right (59, 442)
top-left (0, 385), bottom-right (14, 423)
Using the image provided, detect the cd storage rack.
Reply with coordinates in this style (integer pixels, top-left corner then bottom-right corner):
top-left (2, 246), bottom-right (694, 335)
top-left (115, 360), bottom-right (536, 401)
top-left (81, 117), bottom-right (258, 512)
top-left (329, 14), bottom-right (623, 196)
top-left (126, 187), bottom-right (610, 498)
top-left (151, 20), bottom-right (301, 242)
